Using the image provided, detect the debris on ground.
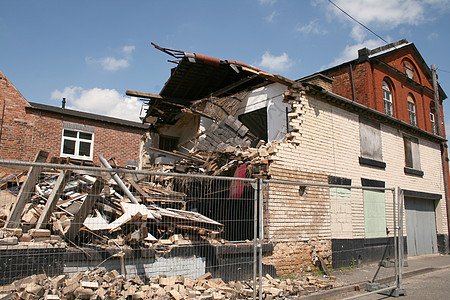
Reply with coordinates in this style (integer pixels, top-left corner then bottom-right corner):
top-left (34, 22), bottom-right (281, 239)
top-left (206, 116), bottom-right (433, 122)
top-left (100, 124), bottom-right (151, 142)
top-left (0, 270), bottom-right (335, 300)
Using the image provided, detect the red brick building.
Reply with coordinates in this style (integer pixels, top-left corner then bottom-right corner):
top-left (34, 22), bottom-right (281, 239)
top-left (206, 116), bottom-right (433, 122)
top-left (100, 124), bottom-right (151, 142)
top-left (315, 39), bottom-right (447, 136)
top-left (0, 70), bottom-right (147, 169)
top-left (305, 39), bottom-right (450, 242)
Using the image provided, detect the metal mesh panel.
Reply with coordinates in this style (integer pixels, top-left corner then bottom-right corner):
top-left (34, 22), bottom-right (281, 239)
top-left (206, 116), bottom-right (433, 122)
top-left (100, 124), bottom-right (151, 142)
top-left (0, 162), bottom-right (259, 299)
top-left (0, 160), bottom-right (404, 299)
top-left (262, 179), bottom-right (400, 295)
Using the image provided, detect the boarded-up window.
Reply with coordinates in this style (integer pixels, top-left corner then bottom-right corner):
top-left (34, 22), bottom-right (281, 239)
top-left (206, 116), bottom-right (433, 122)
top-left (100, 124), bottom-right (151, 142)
top-left (329, 176), bottom-right (352, 238)
top-left (404, 136), bottom-right (421, 170)
top-left (404, 62), bottom-right (415, 80)
top-left (362, 178), bottom-right (386, 238)
top-left (359, 117), bottom-right (383, 161)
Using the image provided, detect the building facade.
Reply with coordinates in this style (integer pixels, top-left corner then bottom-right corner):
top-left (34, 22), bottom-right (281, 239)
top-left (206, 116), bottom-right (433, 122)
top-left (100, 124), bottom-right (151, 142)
top-left (0, 70), bottom-right (147, 169)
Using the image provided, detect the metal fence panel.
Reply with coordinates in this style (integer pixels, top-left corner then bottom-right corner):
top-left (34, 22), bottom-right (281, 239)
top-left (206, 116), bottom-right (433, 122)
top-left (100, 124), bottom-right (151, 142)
top-left (0, 161), bottom-right (259, 299)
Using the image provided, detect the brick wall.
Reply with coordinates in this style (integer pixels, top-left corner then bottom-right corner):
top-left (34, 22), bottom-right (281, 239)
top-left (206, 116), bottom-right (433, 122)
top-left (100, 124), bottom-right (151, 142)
top-left (321, 48), bottom-right (441, 136)
top-left (0, 71), bottom-right (146, 169)
top-left (262, 83), bottom-right (447, 273)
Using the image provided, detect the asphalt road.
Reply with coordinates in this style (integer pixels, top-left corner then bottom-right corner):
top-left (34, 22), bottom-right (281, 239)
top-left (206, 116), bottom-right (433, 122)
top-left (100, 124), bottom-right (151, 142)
top-left (339, 266), bottom-right (450, 299)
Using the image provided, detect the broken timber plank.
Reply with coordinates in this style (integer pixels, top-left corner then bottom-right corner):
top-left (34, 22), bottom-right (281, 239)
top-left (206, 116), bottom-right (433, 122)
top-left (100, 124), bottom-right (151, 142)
top-left (126, 178), bottom-right (153, 205)
top-left (5, 150), bottom-right (48, 228)
top-left (65, 178), bottom-right (105, 241)
top-left (318, 256), bottom-right (331, 276)
top-left (147, 146), bottom-right (205, 163)
top-left (35, 170), bottom-right (72, 229)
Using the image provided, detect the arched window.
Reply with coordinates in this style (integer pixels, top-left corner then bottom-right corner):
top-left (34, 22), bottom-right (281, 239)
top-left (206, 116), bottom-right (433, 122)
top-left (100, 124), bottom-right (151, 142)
top-left (430, 102), bottom-right (437, 134)
top-left (407, 94), bottom-right (416, 126)
top-left (382, 80), bottom-right (393, 116)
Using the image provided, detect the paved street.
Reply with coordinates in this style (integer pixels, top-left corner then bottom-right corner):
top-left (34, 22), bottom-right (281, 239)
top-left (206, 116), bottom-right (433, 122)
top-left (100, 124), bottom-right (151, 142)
top-left (336, 266), bottom-right (450, 299)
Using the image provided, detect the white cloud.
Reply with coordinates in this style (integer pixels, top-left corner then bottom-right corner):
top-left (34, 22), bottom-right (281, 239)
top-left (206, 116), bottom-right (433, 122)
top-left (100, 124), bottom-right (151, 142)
top-left (122, 45), bottom-right (135, 55)
top-left (329, 0), bottom-right (426, 29)
top-left (258, 0), bottom-right (276, 4)
top-left (86, 45), bottom-right (135, 71)
top-left (427, 32), bottom-right (439, 40)
top-left (323, 39), bottom-right (385, 68)
top-left (51, 86), bottom-right (141, 122)
top-left (295, 19), bottom-right (327, 35)
top-left (265, 11), bottom-right (278, 22)
top-left (258, 51), bottom-right (294, 72)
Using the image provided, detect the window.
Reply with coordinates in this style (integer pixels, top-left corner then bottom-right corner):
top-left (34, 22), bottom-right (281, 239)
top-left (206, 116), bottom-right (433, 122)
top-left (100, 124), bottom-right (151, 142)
top-left (238, 107), bottom-right (268, 142)
top-left (359, 117), bottom-right (386, 168)
top-left (404, 135), bottom-right (423, 176)
top-left (430, 102), bottom-right (437, 134)
top-left (159, 135), bottom-right (179, 151)
top-left (407, 95), bottom-right (417, 126)
top-left (382, 80), bottom-right (393, 116)
top-left (61, 129), bottom-right (94, 160)
top-left (361, 178), bottom-right (386, 238)
top-left (329, 176), bottom-right (352, 238)
top-left (404, 62), bottom-right (415, 80)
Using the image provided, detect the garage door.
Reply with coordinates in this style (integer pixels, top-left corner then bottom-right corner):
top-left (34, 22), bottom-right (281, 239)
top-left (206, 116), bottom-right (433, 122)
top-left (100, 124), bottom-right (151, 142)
top-left (405, 197), bottom-right (438, 256)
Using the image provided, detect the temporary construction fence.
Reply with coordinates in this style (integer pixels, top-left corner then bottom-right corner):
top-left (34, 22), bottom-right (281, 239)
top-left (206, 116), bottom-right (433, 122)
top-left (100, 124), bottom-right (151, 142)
top-left (0, 159), bottom-right (406, 299)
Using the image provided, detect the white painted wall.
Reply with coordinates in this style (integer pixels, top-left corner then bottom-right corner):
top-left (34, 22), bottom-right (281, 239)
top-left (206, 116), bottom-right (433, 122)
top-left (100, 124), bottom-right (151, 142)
top-left (268, 92), bottom-right (448, 240)
top-left (236, 83), bottom-right (289, 142)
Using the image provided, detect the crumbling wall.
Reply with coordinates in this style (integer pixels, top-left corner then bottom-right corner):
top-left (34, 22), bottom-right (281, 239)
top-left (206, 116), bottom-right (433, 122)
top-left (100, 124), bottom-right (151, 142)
top-left (263, 240), bottom-right (331, 276)
top-left (264, 84), bottom-right (332, 275)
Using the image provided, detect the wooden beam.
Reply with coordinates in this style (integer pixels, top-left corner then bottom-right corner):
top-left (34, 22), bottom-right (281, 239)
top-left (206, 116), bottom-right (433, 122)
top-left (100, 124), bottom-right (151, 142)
top-left (126, 90), bottom-right (163, 100)
top-left (211, 75), bottom-right (257, 97)
top-left (5, 150), bottom-right (48, 228)
top-left (147, 146), bottom-right (205, 163)
top-left (65, 178), bottom-right (104, 241)
top-left (126, 178), bottom-right (153, 205)
top-left (35, 170), bottom-right (72, 229)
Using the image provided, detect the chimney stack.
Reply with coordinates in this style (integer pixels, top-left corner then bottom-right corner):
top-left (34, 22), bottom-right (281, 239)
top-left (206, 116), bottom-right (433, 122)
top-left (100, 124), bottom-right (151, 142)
top-left (62, 98), bottom-right (66, 109)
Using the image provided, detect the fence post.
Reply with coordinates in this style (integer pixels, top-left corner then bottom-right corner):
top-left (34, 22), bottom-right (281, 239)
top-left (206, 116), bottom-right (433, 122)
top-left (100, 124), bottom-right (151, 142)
top-left (252, 180), bottom-right (258, 300)
top-left (258, 178), bottom-right (264, 300)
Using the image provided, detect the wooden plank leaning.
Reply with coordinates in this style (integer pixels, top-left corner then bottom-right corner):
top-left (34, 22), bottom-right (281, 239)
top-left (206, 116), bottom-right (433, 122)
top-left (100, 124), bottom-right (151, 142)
top-left (65, 177), bottom-right (105, 241)
top-left (5, 150), bottom-right (49, 228)
top-left (35, 170), bottom-right (72, 229)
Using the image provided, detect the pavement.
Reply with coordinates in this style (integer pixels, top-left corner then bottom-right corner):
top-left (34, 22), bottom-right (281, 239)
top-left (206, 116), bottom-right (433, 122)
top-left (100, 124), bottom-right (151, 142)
top-left (300, 253), bottom-right (450, 299)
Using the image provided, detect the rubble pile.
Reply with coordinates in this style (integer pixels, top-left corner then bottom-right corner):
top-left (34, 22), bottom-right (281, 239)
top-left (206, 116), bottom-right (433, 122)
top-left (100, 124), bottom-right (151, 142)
top-left (148, 140), bottom-right (277, 178)
top-left (2, 270), bottom-right (335, 300)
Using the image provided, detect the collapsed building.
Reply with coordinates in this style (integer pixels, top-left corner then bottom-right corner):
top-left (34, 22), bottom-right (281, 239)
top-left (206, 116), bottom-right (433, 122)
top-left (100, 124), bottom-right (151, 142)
top-left (0, 39), bottom-right (448, 291)
top-left (126, 41), bottom-right (449, 273)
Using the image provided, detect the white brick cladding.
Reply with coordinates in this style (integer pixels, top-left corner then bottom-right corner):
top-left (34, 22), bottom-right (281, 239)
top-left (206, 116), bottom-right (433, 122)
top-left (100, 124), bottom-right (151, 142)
top-left (267, 91), bottom-right (448, 241)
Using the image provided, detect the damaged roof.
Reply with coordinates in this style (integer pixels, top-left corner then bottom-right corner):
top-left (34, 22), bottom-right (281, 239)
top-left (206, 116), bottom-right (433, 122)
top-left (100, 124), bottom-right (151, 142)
top-left (153, 43), bottom-right (293, 101)
top-left (127, 44), bottom-right (293, 125)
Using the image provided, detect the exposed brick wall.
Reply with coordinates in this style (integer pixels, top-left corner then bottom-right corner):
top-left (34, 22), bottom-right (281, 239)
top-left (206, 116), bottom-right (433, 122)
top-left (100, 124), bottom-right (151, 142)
top-left (0, 71), bottom-right (147, 170)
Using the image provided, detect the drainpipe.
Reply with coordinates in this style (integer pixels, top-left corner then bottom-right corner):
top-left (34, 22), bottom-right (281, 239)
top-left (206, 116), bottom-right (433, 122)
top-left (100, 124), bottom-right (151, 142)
top-left (0, 98), bottom-right (5, 146)
top-left (432, 64), bottom-right (450, 246)
top-left (349, 64), bottom-right (356, 101)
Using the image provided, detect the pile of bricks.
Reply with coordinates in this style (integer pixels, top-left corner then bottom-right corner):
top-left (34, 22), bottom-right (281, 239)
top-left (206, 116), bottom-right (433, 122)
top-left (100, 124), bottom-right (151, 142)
top-left (2, 270), bottom-right (335, 299)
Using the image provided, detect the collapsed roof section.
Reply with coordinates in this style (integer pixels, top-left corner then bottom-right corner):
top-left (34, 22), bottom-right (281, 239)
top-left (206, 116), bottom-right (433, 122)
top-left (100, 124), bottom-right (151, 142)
top-left (127, 43), bottom-right (293, 125)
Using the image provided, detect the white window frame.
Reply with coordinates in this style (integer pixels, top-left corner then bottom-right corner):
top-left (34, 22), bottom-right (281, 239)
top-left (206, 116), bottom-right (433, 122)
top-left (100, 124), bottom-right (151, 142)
top-left (430, 112), bottom-right (436, 134)
top-left (60, 129), bottom-right (94, 161)
top-left (382, 81), bottom-right (393, 116)
top-left (407, 96), bottom-right (417, 126)
top-left (430, 102), bottom-right (437, 134)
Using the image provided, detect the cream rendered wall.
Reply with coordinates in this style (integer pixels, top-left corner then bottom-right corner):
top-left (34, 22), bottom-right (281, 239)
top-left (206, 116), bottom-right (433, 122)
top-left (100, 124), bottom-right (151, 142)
top-left (236, 83), bottom-right (289, 142)
top-left (267, 89), bottom-right (447, 241)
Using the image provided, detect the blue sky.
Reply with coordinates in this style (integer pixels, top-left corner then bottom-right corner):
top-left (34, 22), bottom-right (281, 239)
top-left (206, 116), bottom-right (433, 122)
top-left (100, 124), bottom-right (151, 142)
top-left (1, 0), bottom-right (450, 130)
